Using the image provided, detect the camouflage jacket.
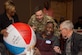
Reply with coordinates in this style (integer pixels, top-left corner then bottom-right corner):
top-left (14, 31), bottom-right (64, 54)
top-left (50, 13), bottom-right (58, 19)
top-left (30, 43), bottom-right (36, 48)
top-left (28, 15), bottom-right (60, 37)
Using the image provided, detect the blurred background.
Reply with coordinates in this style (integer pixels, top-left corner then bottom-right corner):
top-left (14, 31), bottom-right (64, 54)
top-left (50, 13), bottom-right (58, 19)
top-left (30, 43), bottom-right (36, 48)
top-left (0, 0), bottom-right (82, 24)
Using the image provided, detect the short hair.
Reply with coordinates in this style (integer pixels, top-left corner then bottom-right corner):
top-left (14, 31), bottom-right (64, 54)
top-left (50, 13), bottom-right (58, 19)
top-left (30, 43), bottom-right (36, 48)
top-left (60, 20), bottom-right (74, 30)
top-left (4, 0), bottom-right (15, 11)
top-left (46, 21), bottom-right (54, 28)
top-left (33, 5), bottom-right (43, 14)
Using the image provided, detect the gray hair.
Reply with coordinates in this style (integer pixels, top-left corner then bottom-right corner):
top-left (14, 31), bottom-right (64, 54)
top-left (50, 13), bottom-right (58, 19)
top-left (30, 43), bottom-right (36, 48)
top-left (60, 20), bottom-right (74, 30)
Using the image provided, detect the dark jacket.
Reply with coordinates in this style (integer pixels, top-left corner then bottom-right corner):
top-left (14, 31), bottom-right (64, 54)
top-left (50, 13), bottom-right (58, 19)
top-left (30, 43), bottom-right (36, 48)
top-left (62, 32), bottom-right (82, 55)
top-left (71, 32), bottom-right (82, 55)
top-left (0, 12), bottom-right (19, 43)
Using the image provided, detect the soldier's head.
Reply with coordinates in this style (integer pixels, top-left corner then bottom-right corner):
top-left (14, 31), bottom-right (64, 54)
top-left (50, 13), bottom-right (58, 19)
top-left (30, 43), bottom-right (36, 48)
top-left (34, 6), bottom-right (44, 22)
top-left (4, 0), bottom-right (16, 16)
top-left (44, 21), bottom-right (54, 36)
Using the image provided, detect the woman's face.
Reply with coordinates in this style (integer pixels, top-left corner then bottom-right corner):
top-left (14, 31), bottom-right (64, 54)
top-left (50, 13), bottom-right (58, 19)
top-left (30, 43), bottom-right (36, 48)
top-left (7, 7), bottom-right (16, 16)
top-left (45, 23), bottom-right (54, 36)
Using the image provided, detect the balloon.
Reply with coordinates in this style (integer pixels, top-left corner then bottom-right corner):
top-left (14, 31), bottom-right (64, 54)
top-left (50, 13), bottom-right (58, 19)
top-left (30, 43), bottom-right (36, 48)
top-left (3, 22), bottom-right (36, 55)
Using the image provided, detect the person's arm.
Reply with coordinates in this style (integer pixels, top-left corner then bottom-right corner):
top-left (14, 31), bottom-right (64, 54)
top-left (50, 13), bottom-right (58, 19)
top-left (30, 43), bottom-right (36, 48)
top-left (0, 21), bottom-right (8, 37)
top-left (0, 29), bottom-right (8, 37)
top-left (0, 14), bottom-right (8, 37)
top-left (34, 47), bottom-right (41, 55)
top-left (53, 46), bottom-right (61, 54)
top-left (53, 36), bottom-right (61, 54)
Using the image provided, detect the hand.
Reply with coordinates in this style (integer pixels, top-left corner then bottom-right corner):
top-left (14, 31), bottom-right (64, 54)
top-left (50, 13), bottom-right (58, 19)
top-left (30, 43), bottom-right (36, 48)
top-left (1, 29), bottom-right (8, 37)
top-left (31, 25), bottom-right (37, 32)
top-left (53, 46), bottom-right (61, 54)
top-left (34, 47), bottom-right (41, 55)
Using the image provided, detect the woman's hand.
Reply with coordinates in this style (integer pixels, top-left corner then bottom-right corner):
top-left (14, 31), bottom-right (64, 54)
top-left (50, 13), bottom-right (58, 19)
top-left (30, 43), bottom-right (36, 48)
top-left (1, 29), bottom-right (8, 37)
top-left (53, 46), bottom-right (61, 54)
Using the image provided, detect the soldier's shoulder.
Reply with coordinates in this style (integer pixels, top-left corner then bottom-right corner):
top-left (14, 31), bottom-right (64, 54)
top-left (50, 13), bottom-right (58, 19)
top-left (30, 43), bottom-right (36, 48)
top-left (44, 15), bottom-right (54, 22)
top-left (31, 14), bottom-right (36, 18)
top-left (28, 14), bottom-right (36, 24)
top-left (45, 15), bottom-right (52, 19)
top-left (29, 14), bottom-right (36, 21)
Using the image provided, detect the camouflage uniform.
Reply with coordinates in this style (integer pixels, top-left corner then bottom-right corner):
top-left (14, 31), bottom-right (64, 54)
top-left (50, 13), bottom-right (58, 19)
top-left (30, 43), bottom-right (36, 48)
top-left (28, 14), bottom-right (60, 37)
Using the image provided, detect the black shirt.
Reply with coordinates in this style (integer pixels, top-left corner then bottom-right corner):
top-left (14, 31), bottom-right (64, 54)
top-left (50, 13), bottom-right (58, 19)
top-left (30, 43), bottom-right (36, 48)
top-left (0, 12), bottom-right (19, 42)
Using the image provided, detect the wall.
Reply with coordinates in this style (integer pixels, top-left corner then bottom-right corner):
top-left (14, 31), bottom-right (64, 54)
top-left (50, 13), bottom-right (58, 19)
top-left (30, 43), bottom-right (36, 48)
top-left (0, 0), bottom-right (5, 14)
top-left (13, 0), bottom-right (30, 23)
top-left (73, 0), bottom-right (82, 24)
top-left (0, 0), bottom-right (48, 23)
top-left (1, 0), bottom-right (81, 24)
top-left (51, 0), bottom-right (73, 22)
